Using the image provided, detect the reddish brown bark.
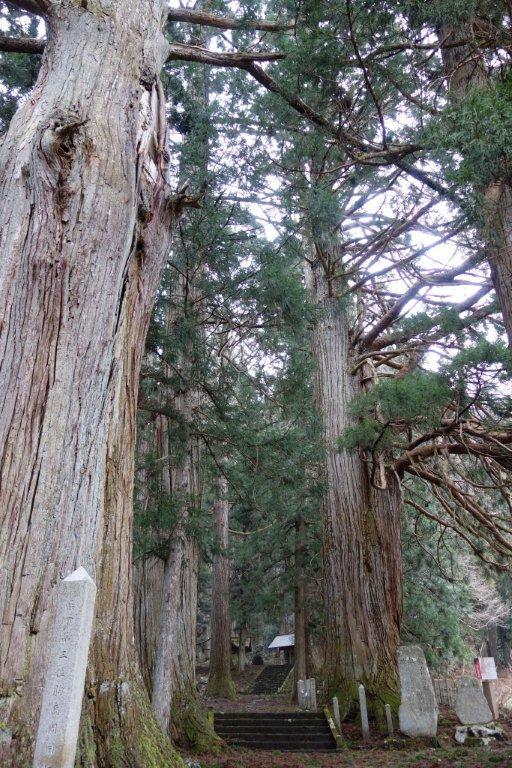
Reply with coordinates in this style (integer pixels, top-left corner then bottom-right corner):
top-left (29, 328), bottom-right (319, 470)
top-left (0, 2), bottom-right (182, 765)
top-left (307, 265), bottom-right (402, 718)
top-left (207, 475), bottom-right (236, 698)
top-left (293, 514), bottom-right (309, 700)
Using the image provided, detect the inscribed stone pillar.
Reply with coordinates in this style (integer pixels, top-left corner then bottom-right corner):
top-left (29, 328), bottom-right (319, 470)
top-left (306, 678), bottom-right (317, 711)
top-left (398, 645), bottom-right (438, 737)
top-left (33, 567), bottom-right (96, 768)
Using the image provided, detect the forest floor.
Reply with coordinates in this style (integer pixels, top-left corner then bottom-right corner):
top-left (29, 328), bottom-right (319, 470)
top-left (193, 666), bottom-right (512, 768)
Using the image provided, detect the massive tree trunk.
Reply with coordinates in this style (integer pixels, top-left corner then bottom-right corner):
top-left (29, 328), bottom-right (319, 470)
top-left (0, 2), bottom-right (183, 765)
top-left (206, 475), bottom-right (236, 698)
top-left (293, 514), bottom-right (309, 700)
top-left (307, 265), bottom-right (402, 718)
top-left (439, 22), bottom-right (512, 353)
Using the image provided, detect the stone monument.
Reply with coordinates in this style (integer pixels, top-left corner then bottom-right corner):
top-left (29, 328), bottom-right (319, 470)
top-left (358, 684), bottom-right (370, 741)
top-left (398, 644), bottom-right (438, 737)
top-left (455, 677), bottom-right (493, 725)
top-left (306, 678), bottom-right (317, 711)
top-left (33, 567), bottom-right (97, 768)
top-left (297, 679), bottom-right (308, 710)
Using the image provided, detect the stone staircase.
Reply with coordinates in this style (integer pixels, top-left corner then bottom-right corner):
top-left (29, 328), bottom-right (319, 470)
top-left (214, 712), bottom-right (337, 751)
top-left (251, 664), bottom-right (293, 694)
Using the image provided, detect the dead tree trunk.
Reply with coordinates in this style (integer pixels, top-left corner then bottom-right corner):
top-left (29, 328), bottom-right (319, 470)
top-left (207, 474), bottom-right (236, 698)
top-left (0, 2), bottom-right (183, 765)
top-left (307, 265), bottom-right (402, 719)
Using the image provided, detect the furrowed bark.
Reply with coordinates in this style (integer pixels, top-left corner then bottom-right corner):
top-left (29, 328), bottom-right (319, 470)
top-left (293, 514), bottom-right (309, 701)
top-left (206, 474), bottom-right (236, 699)
top-left (151, 391), bottom-right (219, 751)
top-left (134, 554), bottom-right (166, 692)
top-left (0, 2), bottom-right (183, 765)
top-left (306, 263), bottom-right (402, 719)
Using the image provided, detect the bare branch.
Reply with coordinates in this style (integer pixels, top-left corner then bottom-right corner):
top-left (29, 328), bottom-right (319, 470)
top-left (167, 43), bottom-right (285, 67)
top-left (167, 8), bottom-right (294, 32)
top-left (0, 35), bottom-right (45, 54)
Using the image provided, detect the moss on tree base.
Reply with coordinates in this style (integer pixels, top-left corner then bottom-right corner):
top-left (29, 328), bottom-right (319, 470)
top-left (205, 673), bottom-right (237, 700)
top-left (327, 670), bottom-right (400, 733)
top-left (170, 690), bottom-right (222, 754)
top-left (78, 678), bottom-right (185, 768)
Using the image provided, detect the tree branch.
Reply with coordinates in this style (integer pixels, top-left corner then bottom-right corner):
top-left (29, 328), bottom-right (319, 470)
top-left (0, 35), bottom-right (45, 54)
top-left (167, 43), bottom-right (285, 67)
top-left (359, 254), bottom-right (482, 350)
top-left (167, 8), bottom-right (294, 32)
top-left (371, 285), bottom-right (492, 351)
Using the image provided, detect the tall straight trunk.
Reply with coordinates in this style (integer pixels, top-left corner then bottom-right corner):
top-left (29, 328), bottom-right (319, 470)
top-left (134, 555), bottom-right (166, 692)
top-left (293, 514), bottom-right (309, 700)
top-left (207, 475), bottom-right (236, 698)
top-left (439, 22), bottom-right (512, 353)
top-left (133, 415), bottom-right (167, 692)
top-left (307, 267), bottom-right (402, 718)
top-left (151, 379), bottom-right (218, 749)
top-left (0, 2), bottom-right (182, 765)
top-left (150, 37), bottom-right (219, 747)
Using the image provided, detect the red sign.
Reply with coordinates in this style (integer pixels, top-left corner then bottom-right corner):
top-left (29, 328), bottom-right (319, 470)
top-left (474, 658), bottom-right (482, 680)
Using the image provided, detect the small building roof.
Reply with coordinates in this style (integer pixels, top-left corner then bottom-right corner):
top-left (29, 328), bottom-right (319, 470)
top-left (268, 633), bottom-right (295, 650)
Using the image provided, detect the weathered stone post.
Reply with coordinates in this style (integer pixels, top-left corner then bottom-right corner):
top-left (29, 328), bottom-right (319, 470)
top-left (33, 567), bottom-right (96, 768)
top-left (398, 644), bottom-right (438, 737)
top-left (332, 696), bottom-right (341, 730)
top-left (358, 684), bottom-right (370, 741)
top-left (297, 680), bottom-right (307, 710)
top-left (307, 678), bottom-right (317, 711)
top-left (385, 703), bottom-right (394, 737)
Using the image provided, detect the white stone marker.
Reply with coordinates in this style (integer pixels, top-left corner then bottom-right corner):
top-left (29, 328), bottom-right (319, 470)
top-left (398, 644), bottom-right (438, 737)
top-left (332, 696), bottom-right (341, 730)
top-left (385, 703), bottom-right (394, 737)
top-left (33, 567), bottom-right (96, 768)
top-left (358, 684), bottom-right (370, 741)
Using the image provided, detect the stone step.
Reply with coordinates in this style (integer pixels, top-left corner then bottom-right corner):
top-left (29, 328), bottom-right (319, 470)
top-left (216, 729), bottom-right (332, 738)
top-left (213, 711), bottom-right (337, 752)
top-left (252, 664), bottom-right (293, 694)
top-left (216, 724), bottom-right (331, 734)
top-left (221, 737), bottom-right (336, 750)
top-left (215, 712), bottom-right (324, 720)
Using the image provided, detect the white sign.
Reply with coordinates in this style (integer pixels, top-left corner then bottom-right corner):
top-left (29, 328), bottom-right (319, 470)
top-left (479, 657), bottom-right (498, 681)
